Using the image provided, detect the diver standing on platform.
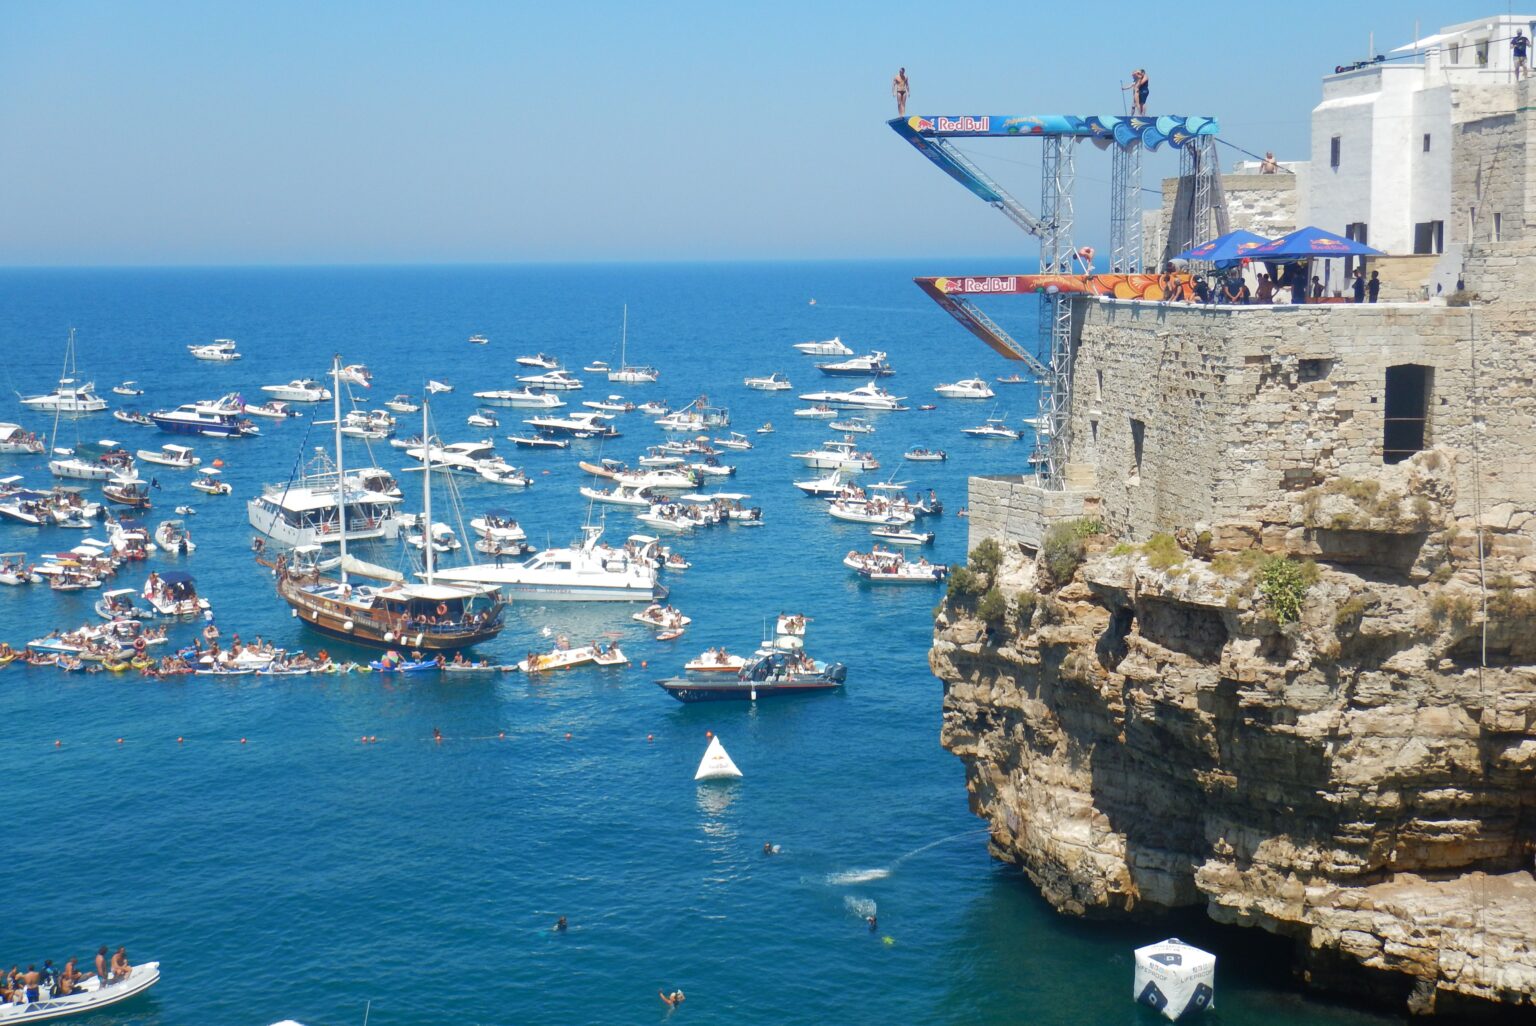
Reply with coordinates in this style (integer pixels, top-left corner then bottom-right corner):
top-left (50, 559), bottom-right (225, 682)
top-left (892, 67), bottom-right (909, 116)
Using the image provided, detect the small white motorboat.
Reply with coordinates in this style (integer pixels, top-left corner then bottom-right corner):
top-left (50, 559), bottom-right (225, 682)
top-left (0, 961), bottom-right (161, 1023)
top-left (112, 381), bottom-right (144, 396)
top-left (516, 369), bottom-right (582, 391)
top-left (508, 434), bottom-right (568, 450)
top-left (0, 423), bottom-right (46, 453)
top-left (478, 460), bottom-right (532, 487)
top-left (96, 587), bottom-right (153, 621)
top-left (136, 444), bottom-right (201, 469)
top-left (962, 416), bottom-right (1021, 441)
top-left (189, 468), bottom-right (232, 495)
top-left (633, 603), bottom-right (691, 629)
top-left (871, 525), bottom-right (934, 545)
top-left (174, 505), bottom-right (197, 516)
top-left (475, 388), bottom-right (565, 409)
top-left (243, 400), bottom-right (298, 419)
top-left (844, 550), bottom-right (947, 583)
top-left (755, 423), bottom-right (774, 434)
top-left (426, 380), bottom-right (454, 394)
top-left (468, 334), bottom-right (489, 345)
top-left (904, 448), bottom-right (948, 462)
top-left (794, 405), bottom-right (837, 419)
top-left (385, 395), bottom-right (420, 413)
top-left (744, 372), bottom-right (792, 391)
top-left (155, 518), bottom-right (196, 553)
top-left (261, 379), bottom-right (332, 402)
top-left (467, 409), bottom-right (500, 429)
top-left (713, 432), bottom-right (752, 450)
top-left (0, 553), bottom-right (35, 586)
top-left (582, 359), bottom-right (610, 373)
top-left (828, 417), bottom-right (874, 434)
top-left (112, 410), bottom-right (153, 427)
top-left (794, 468), bottom-right (851, 496)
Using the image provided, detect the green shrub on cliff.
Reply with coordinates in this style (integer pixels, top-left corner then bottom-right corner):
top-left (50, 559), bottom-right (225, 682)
top-left (947, 566), bottom-right (987, 602)
top-left (1258, 556), bottom-right (1317, 624)
top-left (976, 587), bottom-right (1008, 626)
top-left (968, 538), bottom-right (1002, 578)
top-left (1042, 518), bottom-right (1102, 584)
top-left (1015, 589), bottom-right (1039, 625)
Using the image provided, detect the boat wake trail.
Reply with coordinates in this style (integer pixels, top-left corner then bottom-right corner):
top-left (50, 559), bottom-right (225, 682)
top-left (824, 828), bottom-right (988, 887)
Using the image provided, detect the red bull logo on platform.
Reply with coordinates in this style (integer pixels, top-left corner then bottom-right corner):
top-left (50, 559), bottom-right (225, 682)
top-left (943, 276), bottom-right (1017, 293)
top-left (935, 116), bottom-right (990, 133)
top-left (909, 116), bottom-right (935, 132)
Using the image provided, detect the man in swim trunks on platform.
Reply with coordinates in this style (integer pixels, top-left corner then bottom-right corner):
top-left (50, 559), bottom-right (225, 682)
top-left (892, 67), bottom-right (909, 116)
top-left (1123, 69), bottom-right (1149, 115)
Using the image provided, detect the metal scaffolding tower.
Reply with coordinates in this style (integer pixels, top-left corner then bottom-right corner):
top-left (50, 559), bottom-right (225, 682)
top-left (1109, 142), bottom-right (1144, 273)
top-left (1174, 135), bottom-right (1227, 264)
top-left (1037, 136), bottom-right (1076, 485)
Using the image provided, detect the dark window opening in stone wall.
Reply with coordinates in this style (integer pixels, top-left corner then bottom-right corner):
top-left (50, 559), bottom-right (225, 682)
top-left (1330, 135), bottom-right (1341, 168)
top-left (1383, 364), bottom-right (1433, 465)
top-left (1299, 358), bottom-right (1332, 382)
top-left (1131, 418), bottom-right (1145, 476)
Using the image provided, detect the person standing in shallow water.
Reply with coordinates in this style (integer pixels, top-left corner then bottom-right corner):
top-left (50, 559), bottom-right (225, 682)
top-left (892, 68), bottom-right (909, 116)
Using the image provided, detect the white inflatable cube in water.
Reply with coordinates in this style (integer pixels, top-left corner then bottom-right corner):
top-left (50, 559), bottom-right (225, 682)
top-left (1133, 938), bottom-right (1215, 1020)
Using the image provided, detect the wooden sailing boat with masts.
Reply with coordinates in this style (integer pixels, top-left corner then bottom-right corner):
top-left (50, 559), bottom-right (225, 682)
top-left (270, 358), bottom-right (506, 650)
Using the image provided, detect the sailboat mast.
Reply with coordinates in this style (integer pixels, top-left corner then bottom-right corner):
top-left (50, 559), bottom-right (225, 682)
top-left (333, 355), bottom-right (348, 584)
top-left (620, 304), bottom-right (627, 367)
top-left (422, 394), bottom-right (435, 584)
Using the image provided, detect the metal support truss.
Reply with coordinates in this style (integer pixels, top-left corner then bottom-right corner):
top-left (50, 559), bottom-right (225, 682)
top-left (1036, 136), bottom-right (1076, 487)
top-left (1109, 141), bottom-right (1143, 273)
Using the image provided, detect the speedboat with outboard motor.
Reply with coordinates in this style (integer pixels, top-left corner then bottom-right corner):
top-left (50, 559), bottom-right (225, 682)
top-left (655, 651), bottom-right (846, 703)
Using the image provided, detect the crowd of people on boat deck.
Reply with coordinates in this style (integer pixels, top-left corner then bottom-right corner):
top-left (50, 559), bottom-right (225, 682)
top-left (2, 946), bottom-right (133, 1003)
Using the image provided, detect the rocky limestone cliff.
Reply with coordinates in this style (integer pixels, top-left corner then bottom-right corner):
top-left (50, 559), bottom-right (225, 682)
top-left (932, 450), bottom-right (1536, 1015)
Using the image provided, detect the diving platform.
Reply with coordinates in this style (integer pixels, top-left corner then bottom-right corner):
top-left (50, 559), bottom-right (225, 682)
top-left (890, 113), bottom-right (1221, 487)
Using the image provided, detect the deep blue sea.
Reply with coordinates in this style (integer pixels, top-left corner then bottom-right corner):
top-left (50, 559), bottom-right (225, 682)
top-left (0, 263), bottom-right (1402, 1026)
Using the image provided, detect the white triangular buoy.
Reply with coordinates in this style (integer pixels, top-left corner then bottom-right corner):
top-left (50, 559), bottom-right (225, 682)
top-left (694, 735), bottom-right (742, 781)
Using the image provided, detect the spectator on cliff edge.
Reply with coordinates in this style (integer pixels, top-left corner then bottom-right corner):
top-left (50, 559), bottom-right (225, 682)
top-left (1352, 268), bottom-right (1366, 303)
top-left (1513, 30), bottom-right (1530, 80)
top-left (1260, 151), bottom-right (1280, 174)
top-left (1311, 275), bottom-right (1325, 300)
top-left (892, 68), bottom-right (909, 117)
top-left (1192, 275), bottom-right (1211, 304)
top-left (1255, 273), bottom-right (1275, 304)
top-left (1368, 270), bottom-right (1382, 303)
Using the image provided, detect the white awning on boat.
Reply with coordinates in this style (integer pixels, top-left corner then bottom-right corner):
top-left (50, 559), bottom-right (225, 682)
top-left (340, 555), bottom-right (404, 582)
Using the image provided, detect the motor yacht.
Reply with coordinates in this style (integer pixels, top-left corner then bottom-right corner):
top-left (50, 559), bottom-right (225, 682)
top-left (247, 462), bottom-right (404, 547)
top-left (261, 379), bottom-right (332, 402)
top-left (403, 439), bottom-right (499, 475)
top-left (815, 351), bottom-right (893, 377)
top-left (189, 341), bottom-right (241, 361)
top-left (792, 336), bottom-right (853, 357)
top-left (522, 410), bottom-right (619, 439)
top-left (516, 368), bottom-right (583, 391)
top-left (0, 423), bottom-right (45, 454)
top-left (744, 372), bottom-right (792, 391)
top-left (789, 440), bottom-right (879, 471)
top-left (21, 378), bottom-right (107, 414)
top-left (474, 387), bottom-right (565, 409)
top-left (431, 524), bottom-right (664, 602)
top-left (468, 334), bottom-right (489, 345)
top-left (794, 468), bottom-right (853, 496)
top-left (795, 383), bottom-right (907, 411)
top-left (934, 377), bottom-right (996, 400)
top-left (151, 404), bottom-right (260, 437)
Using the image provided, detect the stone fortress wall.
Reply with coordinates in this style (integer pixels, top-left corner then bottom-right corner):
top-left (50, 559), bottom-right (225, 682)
top-left (942, 69), bottom-right (1536, 1018)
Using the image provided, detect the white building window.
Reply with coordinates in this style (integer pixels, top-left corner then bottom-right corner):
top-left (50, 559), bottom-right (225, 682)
top-left (1476, 40), bottom-right (1490, 66)
top-left (1494, 213), bottom-right (1503, 242)
top-left (1448, 42), bottom-right (1460, 64)
top-left (1423, 133), bottom-right (1431, 152)
top-left (1330, 136), bottom-right (1341, 168)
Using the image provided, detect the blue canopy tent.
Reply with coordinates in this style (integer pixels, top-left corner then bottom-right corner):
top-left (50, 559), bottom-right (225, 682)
top-left (1175, 229), bottom-right (1272, 264)
top-left (1243, 226), bottom-right (1384, 260)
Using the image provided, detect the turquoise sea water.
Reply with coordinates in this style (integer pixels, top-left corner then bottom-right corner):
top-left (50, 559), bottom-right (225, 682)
top-left (0, 263), bottom-right (1404, 1025)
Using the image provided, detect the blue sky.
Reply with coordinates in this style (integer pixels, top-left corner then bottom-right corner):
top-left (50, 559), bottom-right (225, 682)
top-left (0, 0), bottom-right (1492, 265)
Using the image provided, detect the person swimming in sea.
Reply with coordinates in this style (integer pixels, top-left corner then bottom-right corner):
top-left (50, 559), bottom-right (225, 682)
top-left (554, 916), bottom-right (567, 932)
top-left (762, 842), bottom-right (780, 855)
top-left (659, 988), bottom-right (686, 1008)
top-left (867, 914), bottom-right (878, 933)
